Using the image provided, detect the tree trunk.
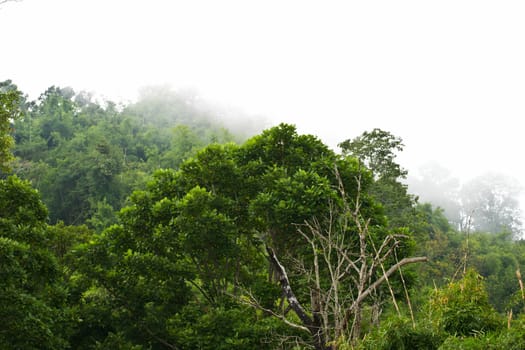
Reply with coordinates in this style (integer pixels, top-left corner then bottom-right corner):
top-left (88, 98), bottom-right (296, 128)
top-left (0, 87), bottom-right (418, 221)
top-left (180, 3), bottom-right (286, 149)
top-left (267, 246), bottom-right (329, 350)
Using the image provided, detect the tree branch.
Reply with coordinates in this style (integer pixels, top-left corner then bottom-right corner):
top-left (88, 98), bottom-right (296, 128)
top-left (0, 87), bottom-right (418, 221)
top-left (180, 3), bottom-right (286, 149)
top-left (234, 290), bottom-right (310, 332)
top-left (356, 256), bottom-right (427, 308)
top-left (343, 256), bottom-right (427, 328)
top-left (267, 246), bottom-right (314, 328)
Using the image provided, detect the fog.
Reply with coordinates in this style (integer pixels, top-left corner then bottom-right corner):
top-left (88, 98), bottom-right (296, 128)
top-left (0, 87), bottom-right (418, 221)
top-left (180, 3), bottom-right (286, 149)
top-left (2, 0), bottom-right (525, 233)
top-left (129, 85), bottom-right (269, 140)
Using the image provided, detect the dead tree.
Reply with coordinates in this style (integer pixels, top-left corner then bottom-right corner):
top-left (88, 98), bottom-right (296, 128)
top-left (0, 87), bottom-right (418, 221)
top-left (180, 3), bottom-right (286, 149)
top-left (243, 169), bottom-right (427, 350)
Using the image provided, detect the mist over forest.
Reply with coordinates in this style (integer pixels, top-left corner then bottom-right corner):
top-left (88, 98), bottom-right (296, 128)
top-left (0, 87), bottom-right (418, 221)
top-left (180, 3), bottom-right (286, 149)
top-left (4, 0), bottom-right (525, 346)
top-left (3, 79), bottom-right (525, 350)
top-left (408, 164), bottom-right (523, 236)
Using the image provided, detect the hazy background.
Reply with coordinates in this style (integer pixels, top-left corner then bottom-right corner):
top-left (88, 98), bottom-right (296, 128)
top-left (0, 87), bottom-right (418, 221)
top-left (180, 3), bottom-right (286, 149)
top-left (2, 0), bottom-right (525, 224)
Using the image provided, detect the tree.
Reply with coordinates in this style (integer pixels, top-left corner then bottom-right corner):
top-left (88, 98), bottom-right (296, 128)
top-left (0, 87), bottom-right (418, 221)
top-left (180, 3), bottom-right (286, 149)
top-left (0, 176), bottom-right (70, 349)
top-left (430, 269), bottom-right (502, 336)
top-left (338, 128), bottom-right (406, 181)
top-left (246, 171), bottom-right (427, 350)
top-left (0, 82), bottom-right (73, 347)
top-left (70, 124), bottom-right (428, 349)
top-left (0, 81), bottom-right (22, 172)
top-left (460, 173), bottom-right (522, 235)
top-left (339, 129), bottom-right (417, 230)
top-left (72, 164), bottom-right (280, 348)
top-left (409, 166), bottom-right (524, 236)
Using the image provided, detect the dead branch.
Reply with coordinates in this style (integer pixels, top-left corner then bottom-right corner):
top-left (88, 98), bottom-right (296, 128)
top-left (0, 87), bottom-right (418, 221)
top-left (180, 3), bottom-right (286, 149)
top-left (267, 246), bottom-right (330, 350)
top-left (250, 165), bottom-right (428, 348)
top-left (267, 246), bottom-right (314, 328)
top-left (342, 256), bottom-right (428, 329)
top-left (235, 289), bottom-right (310, 332)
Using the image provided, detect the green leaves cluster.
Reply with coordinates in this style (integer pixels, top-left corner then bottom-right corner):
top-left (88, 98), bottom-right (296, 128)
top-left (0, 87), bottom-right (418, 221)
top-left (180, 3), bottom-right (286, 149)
top-left (0, 176), bottom-right (70, 349)
top-left (0, 80), bottom-right (22, 171)
top-left (430, 269), bottom-right (502, 336)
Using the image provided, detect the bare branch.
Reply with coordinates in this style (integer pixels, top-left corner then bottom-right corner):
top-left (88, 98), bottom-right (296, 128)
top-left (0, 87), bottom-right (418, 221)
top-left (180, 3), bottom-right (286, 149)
top-left (373, 234), bottom-right (408, 263)
top-left (395, 249), bottom-right (416, 328)
top-left (260, 165), bottom-right (429, 348)
top-left (234, 290), bottom-right (310, 332)
top-left (267, 246), bottom-right (314, 328)
top-left (358, 256), bottom-right (427, 307)
top-left (343, 256), bottom-right (428, 329)
top-left (367, 234), bottom-right (408, 282)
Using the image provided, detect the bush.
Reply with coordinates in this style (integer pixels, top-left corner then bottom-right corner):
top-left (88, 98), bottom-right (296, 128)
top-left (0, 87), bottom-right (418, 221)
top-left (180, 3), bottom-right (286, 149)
top-left (359, 315), bottom-right (444, 350)
top-left (430, 269), bottom-right (503, 336)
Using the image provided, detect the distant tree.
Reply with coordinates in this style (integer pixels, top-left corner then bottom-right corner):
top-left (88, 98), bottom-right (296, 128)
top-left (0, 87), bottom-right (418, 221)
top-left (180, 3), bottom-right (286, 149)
top-left (339, 129), bottom-right (417, 229)
top-left (460, 173), bottom-right (522, 235)
top-left (409, 165), bottom-right (523, 237)
top-left (408, 163), bottom-right (462, 228)
top-left (12, 83), bottom-right (257, 227)
top-left (339, 128), bottom-right (406, 181)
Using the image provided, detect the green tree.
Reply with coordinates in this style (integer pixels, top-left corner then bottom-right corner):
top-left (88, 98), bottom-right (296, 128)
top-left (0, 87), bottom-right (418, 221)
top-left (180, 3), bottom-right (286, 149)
top-left (0, 176), bottom-right (71, 349)
top-left (430, 269), bottom-right (502, 336)
top-left (72, 125), bottom-right (400, 349)
top-left (0, 80), bottom-right (22, 171)
top-left (339, 129), bottom-right (417, 229)
top-left (338, 128), bottom-right (406, 181)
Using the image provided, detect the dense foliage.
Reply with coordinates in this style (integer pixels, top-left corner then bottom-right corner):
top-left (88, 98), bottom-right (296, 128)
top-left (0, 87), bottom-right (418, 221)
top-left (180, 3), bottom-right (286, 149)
top-left (10, 83), bottom-right (248, 225)
top-left (2, 81), bottom-right (525, 349)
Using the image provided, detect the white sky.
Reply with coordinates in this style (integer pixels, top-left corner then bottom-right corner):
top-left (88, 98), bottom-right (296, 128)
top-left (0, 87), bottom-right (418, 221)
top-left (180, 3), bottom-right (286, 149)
top-left (1, 0), bottom-right (525, 186)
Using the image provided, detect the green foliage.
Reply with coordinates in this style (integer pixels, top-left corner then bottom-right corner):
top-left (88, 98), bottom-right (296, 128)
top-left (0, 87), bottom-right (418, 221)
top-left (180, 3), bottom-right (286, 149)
top-left (0, 176), bottom-right (71, 349)
top-left (93, 332), bottom-right (144, 350)
top-left (359, 315), bottom-right (445, 350)
top-left (0, 80), bottom-right (22, 172)
top-left (11, 83), bottom-right (251, 227)
top-left (359, 311), bottom-right (525, 350)
top-left (339, 129), bottom-right (418, 230)
top-left (436, 325), bottom-right (525, 350)
top-left (6, 80), bottom-right (525, 348)
top-left (339, 128), bottom-right (407, 181)
top-left (86, 198), bottom-right (118, 233)
top-left (0, 287), bottom-right (67, 350)
top-left (430, 269), bottom-right (503, 336)
top-left (169, 304), bottom-right (302, 350)
top-left (68, 124), bottom-right (403, 349)
top-left (359, 267), bottom-right (521, 349)
top-left (414, 220), bottom-right (525, 314)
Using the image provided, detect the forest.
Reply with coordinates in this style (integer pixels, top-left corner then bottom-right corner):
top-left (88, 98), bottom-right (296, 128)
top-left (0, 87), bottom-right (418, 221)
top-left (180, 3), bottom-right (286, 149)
top-left (3, 80), bottom-right (525, 349)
